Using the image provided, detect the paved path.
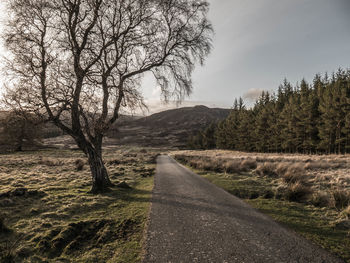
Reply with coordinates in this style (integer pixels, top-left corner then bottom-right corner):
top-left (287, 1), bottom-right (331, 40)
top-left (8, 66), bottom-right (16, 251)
top-left (143, 155), bottom-right (343, 263)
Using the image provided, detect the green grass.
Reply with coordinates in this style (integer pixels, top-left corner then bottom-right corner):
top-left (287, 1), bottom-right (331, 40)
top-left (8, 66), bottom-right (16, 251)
top-left (187, 169), bottom-right (350, 262)
top-left (0, 148), bottom-right (157, 262)
top-left (248, 199), bottom-right (350, 261)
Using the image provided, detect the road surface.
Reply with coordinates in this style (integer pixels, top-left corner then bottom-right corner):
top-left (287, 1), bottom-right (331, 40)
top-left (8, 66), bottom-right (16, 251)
top-left (143, 155), bottom-right (343, 263)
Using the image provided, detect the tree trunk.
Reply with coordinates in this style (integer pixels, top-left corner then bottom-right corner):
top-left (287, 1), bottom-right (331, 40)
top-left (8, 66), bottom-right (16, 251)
top-left (86, 146), bottom-right (114, 194)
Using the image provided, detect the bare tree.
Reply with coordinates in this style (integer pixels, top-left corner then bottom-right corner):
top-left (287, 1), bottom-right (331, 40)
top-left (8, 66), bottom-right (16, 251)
top-left (3, 0), bottom-right (213, 193)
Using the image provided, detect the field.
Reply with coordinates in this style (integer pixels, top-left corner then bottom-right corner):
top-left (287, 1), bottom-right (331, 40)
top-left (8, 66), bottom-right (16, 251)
top-left (0, 147), bottom-right (159, 262)
top-left (173, 150), bottom-right (350, 262)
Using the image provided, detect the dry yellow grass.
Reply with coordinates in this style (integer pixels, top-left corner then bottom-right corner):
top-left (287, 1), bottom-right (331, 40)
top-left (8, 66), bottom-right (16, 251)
top-left (172, 149), bottom-right (350, 211)
top-left (172, 150), bottom-right (350, 195)
top-left (0, 147), bottom-right (158, 262)
top-left (172, 149), bottom-right (350, 262)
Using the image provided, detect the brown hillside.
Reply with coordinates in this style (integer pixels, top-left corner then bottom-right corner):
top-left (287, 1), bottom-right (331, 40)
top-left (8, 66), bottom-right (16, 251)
top-left (109, 105), bottom-right (230, 148)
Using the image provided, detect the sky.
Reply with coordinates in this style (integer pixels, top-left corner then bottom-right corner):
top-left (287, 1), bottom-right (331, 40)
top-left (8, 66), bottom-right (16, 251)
top-left (1, 1), bottom-right (350, 113)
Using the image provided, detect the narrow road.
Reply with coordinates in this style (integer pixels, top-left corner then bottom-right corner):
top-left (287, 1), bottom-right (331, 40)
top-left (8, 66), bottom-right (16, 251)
top-left (143, 155), bottom-right (343, 263)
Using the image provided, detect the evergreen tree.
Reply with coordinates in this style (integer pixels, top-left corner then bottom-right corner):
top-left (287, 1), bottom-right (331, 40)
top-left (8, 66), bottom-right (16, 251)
top-left (190, 68), bottom-right (350, 154)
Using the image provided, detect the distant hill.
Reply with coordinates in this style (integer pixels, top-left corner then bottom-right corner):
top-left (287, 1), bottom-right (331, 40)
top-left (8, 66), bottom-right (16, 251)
top-left (0, 106), bottom-right (230, 149)
top-left (108, 105), bottom-right (230, 148)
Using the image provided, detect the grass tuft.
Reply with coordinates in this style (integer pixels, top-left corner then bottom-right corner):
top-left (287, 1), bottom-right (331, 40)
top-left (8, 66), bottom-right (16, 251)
top-left (74, 159), bottom-right (85, 171)
top-left (332, 189), bottom-right (350, 209)
top-left (310, 191), bottom-right (332, 208)
top-left (282, 168), bottom-right (307, 184)
top-left (255, 162), bottom-right (277, 177)
top-left (283, 182), bottom-right (313, 202)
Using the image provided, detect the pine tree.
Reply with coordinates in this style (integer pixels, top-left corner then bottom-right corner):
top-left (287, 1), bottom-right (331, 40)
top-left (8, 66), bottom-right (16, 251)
top-left (192, 68), bottom-right (350, 154)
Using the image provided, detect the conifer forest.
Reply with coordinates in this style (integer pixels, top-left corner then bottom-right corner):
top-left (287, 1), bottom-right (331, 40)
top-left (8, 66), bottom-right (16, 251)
top-left (188, 69), bottom-right (350, 154)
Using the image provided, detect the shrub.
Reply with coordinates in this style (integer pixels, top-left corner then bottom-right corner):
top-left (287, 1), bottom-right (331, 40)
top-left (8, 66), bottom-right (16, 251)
top-left (332, 189), bottom-right (350, 209)
top-left (284, 182), bottom-right (312, 202)
top-left (75, 159), bottom-right (85, 171)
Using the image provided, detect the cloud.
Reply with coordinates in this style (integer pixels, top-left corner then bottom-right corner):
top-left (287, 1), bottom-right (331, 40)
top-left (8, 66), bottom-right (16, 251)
top-left (243, 88), bottom-right (265, 101)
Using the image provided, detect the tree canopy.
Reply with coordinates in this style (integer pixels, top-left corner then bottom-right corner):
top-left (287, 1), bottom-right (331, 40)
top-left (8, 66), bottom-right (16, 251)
top-left (3, 0), bottom-right (213, 193)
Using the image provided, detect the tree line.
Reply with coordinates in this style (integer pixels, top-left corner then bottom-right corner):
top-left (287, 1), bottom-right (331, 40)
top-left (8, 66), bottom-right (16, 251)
top-left (188, 69), bottom-right (350, 154)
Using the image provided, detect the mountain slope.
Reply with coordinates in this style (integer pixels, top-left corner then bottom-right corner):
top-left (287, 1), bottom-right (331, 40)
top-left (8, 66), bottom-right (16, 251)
top-left (109, 105), bottom-right (230, 148)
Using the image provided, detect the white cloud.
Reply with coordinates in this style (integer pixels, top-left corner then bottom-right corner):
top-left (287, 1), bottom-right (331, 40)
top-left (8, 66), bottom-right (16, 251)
top-left (243, 88), bottom-right (265, 102)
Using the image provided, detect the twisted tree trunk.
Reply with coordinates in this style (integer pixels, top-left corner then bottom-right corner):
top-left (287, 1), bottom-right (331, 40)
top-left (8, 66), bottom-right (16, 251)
top-left (82, 142), bottom-right (114, 194)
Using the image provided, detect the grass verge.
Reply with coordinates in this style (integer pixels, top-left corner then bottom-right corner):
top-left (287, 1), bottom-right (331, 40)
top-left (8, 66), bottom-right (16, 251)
top-left (176, 160), bottom-right (350, 262)
top-left (0, 147), bottom-right (157, 262)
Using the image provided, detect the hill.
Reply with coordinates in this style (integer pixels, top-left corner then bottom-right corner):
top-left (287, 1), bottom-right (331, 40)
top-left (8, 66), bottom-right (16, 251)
top-left (108, 105), bottom-right (230, 148)
top-left (0, 106), bottom-right (230, 149)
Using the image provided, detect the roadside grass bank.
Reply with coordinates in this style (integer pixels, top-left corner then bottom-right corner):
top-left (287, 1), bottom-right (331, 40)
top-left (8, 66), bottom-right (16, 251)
top-left (173, 150), bottom-right (350, 262)
top-left (0, 147), bottom-right (158, 262)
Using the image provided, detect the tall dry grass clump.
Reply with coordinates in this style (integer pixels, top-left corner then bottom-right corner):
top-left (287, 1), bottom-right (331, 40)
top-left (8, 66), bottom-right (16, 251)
top-left (75, 159), bottom-right (85, 171)
top-left (343, 205), bottom-right (350, 219)
top-left (240, 158), bottom-right (257, 171)
top-left (283, 182), bottom-right (313, 202)
top-left (310, 191), bottom-right (332, 207)
top-left (304, 161), bottom-right (331, 170)
top-left (38, 157), bottom-right (63, 167)
top-left (255, 162), bottom-right (277, 177)
top-left (223, 160), bottom-right (242, 173)
top-left (174, 154), bottom-right (259, 174)
top-left (332, 189), bottom-right (350, 209)
top-left (281, 163), bottom-right (307, 184)
top-left (275, 162), bottom-right (291, 176)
